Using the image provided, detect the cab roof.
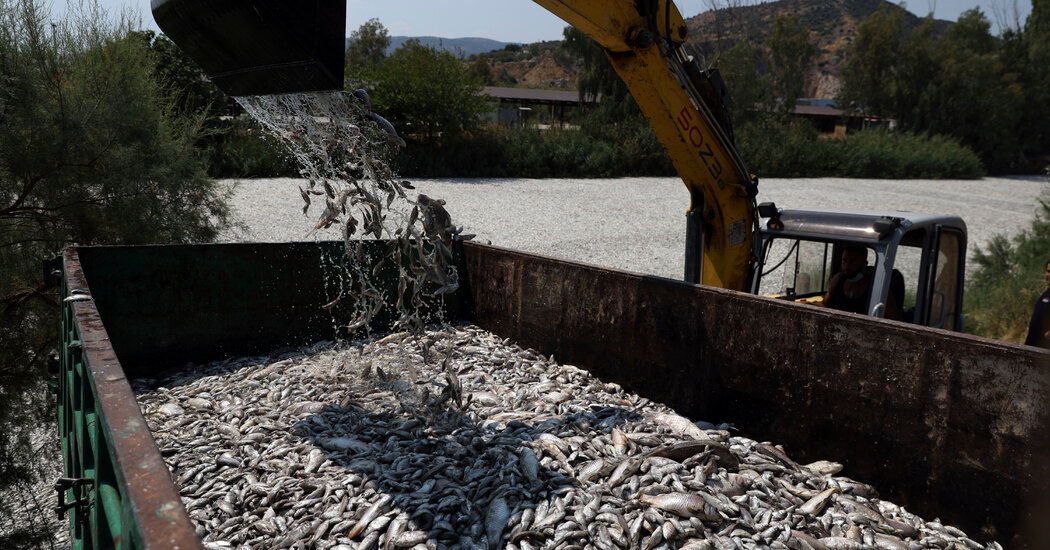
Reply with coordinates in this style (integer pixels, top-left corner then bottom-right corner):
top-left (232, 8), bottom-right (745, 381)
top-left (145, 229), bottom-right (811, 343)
top-left (761, 208), bottom-right (967, 243)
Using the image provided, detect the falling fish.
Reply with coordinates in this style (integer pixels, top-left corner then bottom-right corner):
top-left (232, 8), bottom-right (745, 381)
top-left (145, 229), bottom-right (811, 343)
top-left (353, 89), bottom-right (406, 149)
top-left (299, 186), bottom-right (311, 215)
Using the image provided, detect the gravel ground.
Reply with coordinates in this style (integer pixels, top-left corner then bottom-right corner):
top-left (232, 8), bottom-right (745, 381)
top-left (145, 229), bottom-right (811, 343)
top-left (221, 176), bottom-right (1047, 280)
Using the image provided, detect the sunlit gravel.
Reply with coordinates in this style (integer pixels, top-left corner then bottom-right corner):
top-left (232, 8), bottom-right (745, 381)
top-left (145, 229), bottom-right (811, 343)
top-left (221, 176), bottom-right (1046, 280)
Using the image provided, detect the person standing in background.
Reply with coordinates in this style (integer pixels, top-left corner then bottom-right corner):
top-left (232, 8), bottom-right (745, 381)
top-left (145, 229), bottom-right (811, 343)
top-left (1024, 259), bottom-right (1050, 347)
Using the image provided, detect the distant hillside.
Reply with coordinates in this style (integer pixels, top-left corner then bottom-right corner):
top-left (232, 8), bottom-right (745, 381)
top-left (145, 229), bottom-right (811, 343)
top-left (362, 0), bottom-right (955, 97)
top-left (477, 41), bottom-right (579, 89)
top-left (385, 36), bottom-right (512, 57)
top-left (685, 0), bottom-right (952, 98)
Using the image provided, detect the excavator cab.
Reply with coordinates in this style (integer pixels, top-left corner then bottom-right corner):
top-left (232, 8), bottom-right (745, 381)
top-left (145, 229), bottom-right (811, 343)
top-left (751, 205), bottom-right (967, 331)
top-left (150, 0), bottom-right (346, 96)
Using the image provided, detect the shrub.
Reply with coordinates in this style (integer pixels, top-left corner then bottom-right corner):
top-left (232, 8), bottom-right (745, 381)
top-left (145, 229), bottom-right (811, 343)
top-left (965, 174), bottom-right (1050, 341)
top-left (204, 117), bottom-right (298, 178)
top-left (736, 118), bottom-right (985, 179)
top-left (0, 1), bottom-right (233, 548)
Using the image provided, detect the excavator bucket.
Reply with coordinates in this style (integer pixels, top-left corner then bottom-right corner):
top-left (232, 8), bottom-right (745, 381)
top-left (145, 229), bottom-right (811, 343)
top-left (151, 0), bottom-right (346, 96)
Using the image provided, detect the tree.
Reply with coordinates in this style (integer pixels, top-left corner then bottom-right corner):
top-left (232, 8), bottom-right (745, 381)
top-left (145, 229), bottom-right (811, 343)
top-left (1023, 0), bottom-right (1050, 166)
top-left (369, 40), bottom-right (487, 142)
top-left (345, 18), bottom-right (391, 80)
top-left (766, 15), bottom-right (817, 114)
top-left (716, 40), bottom-right (769, 124)
top-left (560, 26), bottom-right (641, 121)
top-left (0, 2), bottom-right (233, 547)
top-left (839, 4), bottom-right (906, 119)
top-left (133, 30), bottom-right (227, 120)
top-left (922, 9), bottom-right (1024, 170)
top-left (467, 55), bottom-right (495, 86)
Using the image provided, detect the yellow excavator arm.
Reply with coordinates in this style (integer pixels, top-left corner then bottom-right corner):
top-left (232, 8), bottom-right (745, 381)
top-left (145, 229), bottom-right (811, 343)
top-left (151, 0), bottom-right (758, 289)
top-left (535, 0), bottom-right (758, 290)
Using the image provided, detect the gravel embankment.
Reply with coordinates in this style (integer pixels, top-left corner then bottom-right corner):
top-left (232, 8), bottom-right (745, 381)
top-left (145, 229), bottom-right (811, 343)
top-left (221, 176), bottom-right (1046, 280)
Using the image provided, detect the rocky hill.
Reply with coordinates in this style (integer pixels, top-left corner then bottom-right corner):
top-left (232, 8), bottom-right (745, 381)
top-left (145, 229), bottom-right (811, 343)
top-left (685, 0), bottom-right (951, 98)
top-left (374, 0), bottom-right (952, 96)
top-left (470, 0), bottom-right (951, 97)
top-left (475, 41), bottom-right (580, 89)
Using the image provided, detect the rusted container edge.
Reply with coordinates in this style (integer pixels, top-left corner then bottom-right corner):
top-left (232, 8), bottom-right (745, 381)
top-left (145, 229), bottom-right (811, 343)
top-left (62, 248), bottom-right (202, 550)
top-left (462, 241), bottom-right (1049, 546)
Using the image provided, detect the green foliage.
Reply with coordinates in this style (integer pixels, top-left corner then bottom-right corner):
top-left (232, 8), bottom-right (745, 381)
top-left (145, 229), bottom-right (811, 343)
top-left (839, 5), bottom-right (907, 120)
top-left (840, 4), bottom-right (1046, 173)
top-left (0, 2), bottom-right (233, 546)
top-left (766, 16), bottom-right (817, 114)
top-left (966, 176), bottom-right (1050, 341)
top-left (735, 116), bottom-right (984, 178)
top-left (392, 117), bottom-right (674, 178)
top-left (134, 30), bottom-right (226, 119)
top-left (204, 117), bottom-right (298, 178)
top-left (1022, 0), bottom-right (1050, 166)
top-left (467, 55), bottom-right (495, 86)
top-left (717, 40), bottom-right (770, 124)
top-left (368, 39), bottom-right (488, 142)
top-left (344, 18), bottom-right (391, 77)
top-left (561, 26), bottom-right (641, 121)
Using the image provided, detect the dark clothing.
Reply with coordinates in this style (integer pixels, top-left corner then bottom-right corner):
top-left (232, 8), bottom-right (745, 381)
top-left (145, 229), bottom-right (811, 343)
top-left (1025, 289), bottom-right (1050, 347)
top-left (829, 272), bottom-right (873, 314)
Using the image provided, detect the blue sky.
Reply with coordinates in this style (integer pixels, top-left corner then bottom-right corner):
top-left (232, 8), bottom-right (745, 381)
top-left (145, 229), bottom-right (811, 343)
top-left (59, 0), bottom-right (1034, 43)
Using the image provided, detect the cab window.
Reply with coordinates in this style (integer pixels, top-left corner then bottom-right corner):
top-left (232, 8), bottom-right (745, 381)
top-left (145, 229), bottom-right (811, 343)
top-left (757, 238), bottom-right (833, 299)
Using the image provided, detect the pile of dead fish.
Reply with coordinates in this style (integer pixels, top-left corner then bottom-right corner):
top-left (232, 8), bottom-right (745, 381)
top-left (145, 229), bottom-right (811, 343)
top-left (135, 326), bottom-right (1000, 550)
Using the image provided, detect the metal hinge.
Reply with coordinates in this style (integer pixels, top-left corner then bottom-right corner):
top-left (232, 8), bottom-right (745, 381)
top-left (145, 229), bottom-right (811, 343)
top-left (54, 477), bottom-right (94, 518)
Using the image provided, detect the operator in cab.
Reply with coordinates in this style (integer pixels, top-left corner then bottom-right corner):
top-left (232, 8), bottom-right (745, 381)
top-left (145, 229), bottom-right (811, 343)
top-left (817, 244), bottom-right (903, 321)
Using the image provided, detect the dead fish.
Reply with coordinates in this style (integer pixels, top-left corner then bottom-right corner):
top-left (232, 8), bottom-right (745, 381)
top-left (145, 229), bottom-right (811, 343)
top-left (789, 530), bottom-right (830, 550)
top-left (648, 440), bottom-right (738, 469)
top-left (610, 426), bottom-right (627, 455)
top-left (157, 402), bottom-right (184, 416)
top-left (416, 194), bottom-right (453, 245)
top-left (519, 448), bottom-right (539, 485)
top-left (607, 457), bottom-right (640, 487)
top-left (638, 492), bottom-right (718, 521)
top-left (805, 460), bottom-right (843, 475)
top-left (299, 186), bottom-right (311, 215)
top-left (347, 495), bottom-right (392, 539)
top-left (650, 412), bottom-right (708, 440)
top-left (800, 488), bottom-right (839, 516)
top-left (392, 530), bottom-right (427, 548)
top-left (352, 89), bottom-right (405, 148)
top-left (136, 325), bottom-right (976, 550)
top-left (755, 442), bottom-right (802, 471)
top-left (321, 292), bottom-right (343, 310)
top-left (819, 537), bottom-right (866, 550)
top-left (485, 496), bottom-right (510, 550)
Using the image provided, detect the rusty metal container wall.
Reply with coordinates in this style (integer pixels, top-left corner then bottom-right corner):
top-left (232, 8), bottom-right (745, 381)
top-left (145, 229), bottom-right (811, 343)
top-left (461, 242), bottom-right (1049, 547)
top-left (73, 242), bottom-right (468, 375)
top-left (60, 248), bottom-right (202, 550)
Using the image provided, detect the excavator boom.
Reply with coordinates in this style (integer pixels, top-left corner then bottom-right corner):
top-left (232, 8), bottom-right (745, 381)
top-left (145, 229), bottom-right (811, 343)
top-left (152, 0), bottom-right (758, 289)
top-left (531, 1), bottom-right (758, 289)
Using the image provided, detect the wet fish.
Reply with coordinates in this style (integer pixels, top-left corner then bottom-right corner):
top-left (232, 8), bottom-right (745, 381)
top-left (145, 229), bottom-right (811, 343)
top-left (135, 326), bottom-right (996, 550)
top-left (638, 492), bottom-right (718, 520)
